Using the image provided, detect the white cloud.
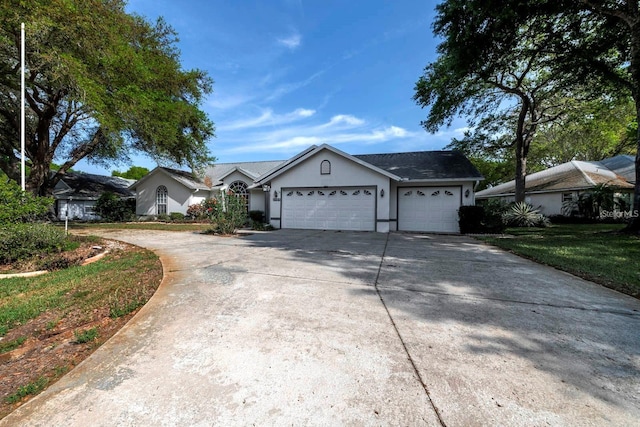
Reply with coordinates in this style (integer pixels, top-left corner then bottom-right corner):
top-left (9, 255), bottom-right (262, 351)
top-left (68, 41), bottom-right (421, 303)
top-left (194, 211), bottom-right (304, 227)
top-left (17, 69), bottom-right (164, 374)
top-left (216, 108), bottom-right (413, 155)
top-left (277, 32), bottom-right (302, 50)
top-left (218, 107), bottom-right (316, 131)
top-left (325, 115), bottom-right (365, 127)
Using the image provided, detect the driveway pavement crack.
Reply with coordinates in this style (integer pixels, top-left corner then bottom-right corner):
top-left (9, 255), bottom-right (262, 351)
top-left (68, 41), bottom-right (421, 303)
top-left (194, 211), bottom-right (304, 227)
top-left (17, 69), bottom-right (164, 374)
top-left (378, 287), bottom-right (640, 318)
top-left (374, 234), bottom-right (448, 427)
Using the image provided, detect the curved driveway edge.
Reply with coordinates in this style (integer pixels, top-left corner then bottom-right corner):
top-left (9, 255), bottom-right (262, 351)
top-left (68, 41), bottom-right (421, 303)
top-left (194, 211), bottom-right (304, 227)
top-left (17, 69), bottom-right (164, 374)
top-left (2, 229), bottom-right (639, 426)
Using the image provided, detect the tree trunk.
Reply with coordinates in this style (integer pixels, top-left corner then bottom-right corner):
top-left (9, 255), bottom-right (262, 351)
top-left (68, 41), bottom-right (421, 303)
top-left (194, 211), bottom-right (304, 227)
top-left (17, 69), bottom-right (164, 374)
top-left (625, 114), bottom-right (640, 233)
top-left (514, 100), bottom-right (529, 203)
top-left (624, 21), bottom-right (640, 234)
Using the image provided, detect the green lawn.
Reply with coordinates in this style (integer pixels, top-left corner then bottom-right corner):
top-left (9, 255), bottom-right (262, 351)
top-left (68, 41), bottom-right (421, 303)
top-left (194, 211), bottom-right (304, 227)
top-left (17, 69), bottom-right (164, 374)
top-left (477, 224), bottom-right (640, 298)
top-left (65, 222), bottom-right (212, 232)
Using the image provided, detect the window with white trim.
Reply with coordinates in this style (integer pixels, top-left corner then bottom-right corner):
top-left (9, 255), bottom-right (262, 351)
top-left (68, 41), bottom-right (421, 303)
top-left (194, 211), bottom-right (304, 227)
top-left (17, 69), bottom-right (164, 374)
top-left (156, 185), bottom-right (168, 215)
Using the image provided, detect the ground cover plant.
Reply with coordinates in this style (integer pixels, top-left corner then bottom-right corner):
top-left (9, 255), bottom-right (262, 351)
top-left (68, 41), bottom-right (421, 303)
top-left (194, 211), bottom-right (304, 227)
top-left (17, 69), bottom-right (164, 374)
top-left (0, 239), bottom-right (162, 419)
top-left (477, 224), bottom-right (639, 298)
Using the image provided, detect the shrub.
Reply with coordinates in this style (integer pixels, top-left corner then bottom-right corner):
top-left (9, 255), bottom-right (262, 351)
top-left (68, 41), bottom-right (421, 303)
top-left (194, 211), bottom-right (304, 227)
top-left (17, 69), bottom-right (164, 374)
top-left (502, 202), bottom-right (550, 227)
top-left (208, 192), bottom-right (247, 234)
top-left (0, 179), bottom-right (52, 224)
top-left (156, 213), bottom-right (170, 222)
top-left (458, 206), bottom-right (484, 234)
top-left (0, 223), bottom-right (67, 264)
top-left (169, 212), bottom-right (185, 221)
top-left (94, 192), bottom-right (135, 222)
top-left (458, 202), bottom-right (506, 234)
top-left (186, 203), bottom-right (205, 220)
top-left (249, 210), bottom-right (264, 222)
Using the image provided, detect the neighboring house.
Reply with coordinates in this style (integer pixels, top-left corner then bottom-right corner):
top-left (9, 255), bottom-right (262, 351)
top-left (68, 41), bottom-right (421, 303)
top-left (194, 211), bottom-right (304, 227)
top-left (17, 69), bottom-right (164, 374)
top-left (476, 157), bottom-right (635, 216)
top-left (130, 144), bottom-right (483, 233)
top-left (53, 172), bottom-right (136, 221)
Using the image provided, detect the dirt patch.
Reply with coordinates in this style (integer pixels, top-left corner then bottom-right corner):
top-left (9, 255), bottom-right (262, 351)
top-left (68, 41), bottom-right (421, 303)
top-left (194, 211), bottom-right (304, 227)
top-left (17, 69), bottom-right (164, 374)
top-left (0, 239), bottom-right (162, 419)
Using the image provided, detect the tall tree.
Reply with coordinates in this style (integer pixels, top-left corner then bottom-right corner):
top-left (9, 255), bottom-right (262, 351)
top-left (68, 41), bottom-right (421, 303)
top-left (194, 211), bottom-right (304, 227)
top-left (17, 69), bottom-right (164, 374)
top-left (414, 3), bottom-right (583, 202)
top-left (112, 166), bottom-right (150, 181)
top-left (553, 1), bottom-right (640, 232)
top-left (532, 96), bottom-right (636, 166)
top-left (0, 0), bottom-right (215, 196)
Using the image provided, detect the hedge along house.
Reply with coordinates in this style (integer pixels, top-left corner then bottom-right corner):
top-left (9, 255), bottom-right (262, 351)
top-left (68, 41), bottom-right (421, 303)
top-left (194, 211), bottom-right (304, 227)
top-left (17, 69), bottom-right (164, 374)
top-left (52, 172), bottom-right (135, 221)
top-left (129, 144), bottom-right (483, 233)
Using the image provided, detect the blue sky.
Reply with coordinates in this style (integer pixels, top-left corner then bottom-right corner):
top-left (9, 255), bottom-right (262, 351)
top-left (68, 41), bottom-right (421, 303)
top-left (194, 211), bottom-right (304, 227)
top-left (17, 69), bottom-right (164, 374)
top-left (77, 0), bottom-right (468, 175)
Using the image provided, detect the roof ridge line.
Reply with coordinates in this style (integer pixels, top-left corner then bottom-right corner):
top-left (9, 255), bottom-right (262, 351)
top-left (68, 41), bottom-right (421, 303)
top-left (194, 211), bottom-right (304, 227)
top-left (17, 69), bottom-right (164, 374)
top-left (572, 160), bottom-right (596, 186)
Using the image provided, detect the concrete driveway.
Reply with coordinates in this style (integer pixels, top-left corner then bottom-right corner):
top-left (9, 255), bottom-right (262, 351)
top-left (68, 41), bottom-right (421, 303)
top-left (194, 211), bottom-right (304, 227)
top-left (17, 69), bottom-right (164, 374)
top-left (2, 229), bottom-right (639, 426)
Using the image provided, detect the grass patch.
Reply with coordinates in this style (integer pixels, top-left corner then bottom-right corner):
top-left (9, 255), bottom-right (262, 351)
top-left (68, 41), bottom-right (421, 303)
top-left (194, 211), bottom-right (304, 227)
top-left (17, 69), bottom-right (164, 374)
top-left (477, 224), bottom-right (640, 298)
top-left (66, 222), bottom-right (211, 232)
top-left (0, 244), bottom-right (161, 337)
top-left (73, 327), bottom-right (98, 344)
top-left (0, 239), bottom-right (162, 418)
top-left (0, 336), bottom-right (26, 354)
top-left (4, 377), bottom-right (48, 404)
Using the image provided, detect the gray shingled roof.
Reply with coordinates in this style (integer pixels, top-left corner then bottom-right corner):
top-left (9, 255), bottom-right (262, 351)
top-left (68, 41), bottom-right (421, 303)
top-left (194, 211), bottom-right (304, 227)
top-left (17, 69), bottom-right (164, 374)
top-left (158, 167), bottom-right (211, 191)
top-left (53, 172), bottom-right (135, 199)
top-left (354, 151), bottom-right (483, 181)
top-left (205, 161), bottom-right (285, 186)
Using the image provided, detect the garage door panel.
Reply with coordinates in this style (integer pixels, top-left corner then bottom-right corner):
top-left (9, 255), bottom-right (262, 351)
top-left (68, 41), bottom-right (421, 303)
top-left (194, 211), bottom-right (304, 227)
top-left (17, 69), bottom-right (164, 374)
top-left (282, 187), bottom-right (375, 231)
top-left (398, 187), bottom-right (460, 233)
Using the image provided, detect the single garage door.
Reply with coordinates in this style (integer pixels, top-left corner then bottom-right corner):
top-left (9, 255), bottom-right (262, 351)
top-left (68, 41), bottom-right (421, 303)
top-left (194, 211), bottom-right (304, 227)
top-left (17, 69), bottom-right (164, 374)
top-left (282, 187), bottom-right (376, 231)
top-left (398, 187), bottom-right (461, 233)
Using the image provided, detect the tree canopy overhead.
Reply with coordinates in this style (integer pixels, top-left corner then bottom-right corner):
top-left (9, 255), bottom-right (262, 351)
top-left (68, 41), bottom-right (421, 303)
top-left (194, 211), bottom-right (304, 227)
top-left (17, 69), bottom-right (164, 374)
top-left (416, 0), bottom-right (640, 232)
top-left (0, 0), bottom-right (215, 195)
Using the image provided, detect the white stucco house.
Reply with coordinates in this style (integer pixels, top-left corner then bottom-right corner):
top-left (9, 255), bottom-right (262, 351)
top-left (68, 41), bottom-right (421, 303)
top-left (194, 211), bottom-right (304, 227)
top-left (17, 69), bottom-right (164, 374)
top-left (129, 144), bottom-right (483, 233)
top-left (475, 156), bottom-right (635, 216)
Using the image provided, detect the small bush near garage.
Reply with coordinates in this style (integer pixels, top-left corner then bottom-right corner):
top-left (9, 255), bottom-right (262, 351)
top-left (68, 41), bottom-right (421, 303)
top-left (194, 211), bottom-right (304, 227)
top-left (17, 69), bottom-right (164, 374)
top-left (204, 192), bottom-right (247, 234)
top-left (458, 203), bottom-right (506, 234)
top-left (94, 192), bottom-right (135, 222)
top-left (249, 210), bottom-right (264, 222)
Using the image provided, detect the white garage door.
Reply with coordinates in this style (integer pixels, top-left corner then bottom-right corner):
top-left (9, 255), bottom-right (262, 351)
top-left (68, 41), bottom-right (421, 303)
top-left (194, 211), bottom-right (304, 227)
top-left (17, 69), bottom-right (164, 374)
top-left (398, 187), bottom-right (461, 233)
top-left (282, 187), bottom-right (376, 231)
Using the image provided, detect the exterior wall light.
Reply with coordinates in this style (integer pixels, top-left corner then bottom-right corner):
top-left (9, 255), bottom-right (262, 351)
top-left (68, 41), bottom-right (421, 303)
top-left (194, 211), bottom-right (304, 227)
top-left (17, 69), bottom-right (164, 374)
top-left (465, 189), bottom-right (470, 198)
top-left (380, 189), bottom-right (385, 198)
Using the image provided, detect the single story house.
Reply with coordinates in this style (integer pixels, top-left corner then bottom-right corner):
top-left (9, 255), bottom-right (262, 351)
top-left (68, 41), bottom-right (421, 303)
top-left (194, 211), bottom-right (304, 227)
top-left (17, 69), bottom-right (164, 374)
top-left (475, 156), bottom-right (635, 216)
top-left (53, 172), bottom-right (135, 220)
top-left (130, 144), bottom-right (483, 233)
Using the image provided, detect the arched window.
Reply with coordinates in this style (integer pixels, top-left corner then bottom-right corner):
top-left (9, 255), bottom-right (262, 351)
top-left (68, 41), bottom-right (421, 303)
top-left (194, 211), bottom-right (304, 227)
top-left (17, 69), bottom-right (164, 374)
top-left (156, 185), bottom-right (168, 215)
top-left (321, 160), bottom-right (331, 175)
top-left (228, 180), bottom-right (249, 212)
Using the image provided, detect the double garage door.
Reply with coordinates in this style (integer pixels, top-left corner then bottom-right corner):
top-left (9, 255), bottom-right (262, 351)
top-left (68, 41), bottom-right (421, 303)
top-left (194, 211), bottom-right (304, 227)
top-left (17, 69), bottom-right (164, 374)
top-left (281, 187), bottom-right (376, 231)
top-left (280, 185), bottom-right (461, 232)
top-left (398, 186), bottom-right (461, 233)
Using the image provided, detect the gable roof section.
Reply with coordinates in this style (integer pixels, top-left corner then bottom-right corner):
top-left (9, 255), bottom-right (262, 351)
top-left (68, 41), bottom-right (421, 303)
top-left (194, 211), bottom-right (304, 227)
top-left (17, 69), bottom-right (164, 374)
top-left (476, 160), bottom-right (633, 198)
top-left (254, 144), bottom-right (402, 185)
top-left (354, 150), bottom-right (483, 181)
top-left (129, 167), bottom-right (210, 191)
top-left (53, 172), bottom-right (135, 199)
top-left (206, 160), bottom-right (285, 187)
